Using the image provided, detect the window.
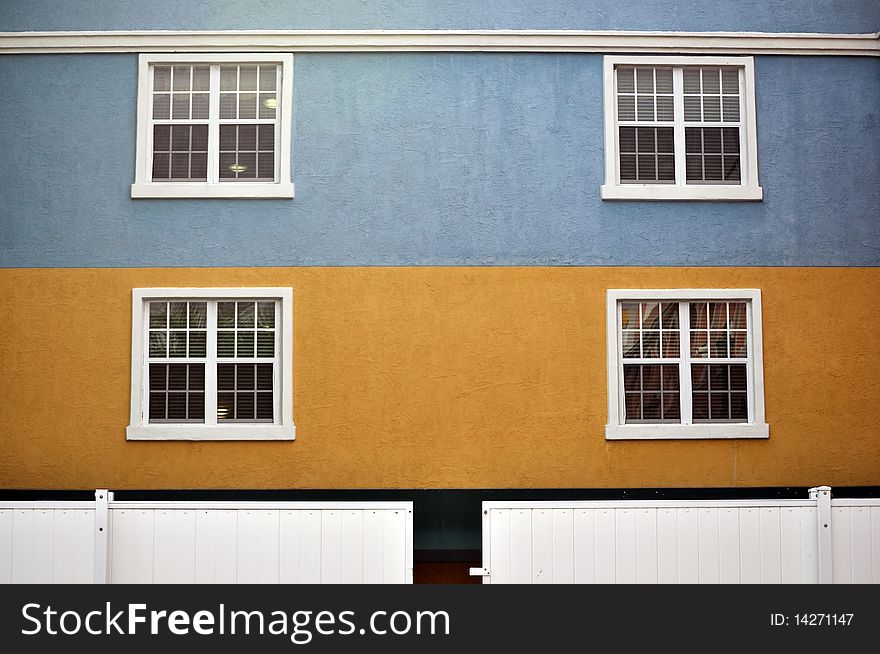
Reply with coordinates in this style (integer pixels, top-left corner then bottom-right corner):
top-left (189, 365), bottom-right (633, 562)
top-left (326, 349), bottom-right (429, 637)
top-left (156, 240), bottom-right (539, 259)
top-left (127, 288), bottom-right (294, 440)
top-left (605, 289), bottom-right (768, 439)
top-left (132, 54), bottom-right (294, 199)
top-left (601, 56), bottom-right (761, 201)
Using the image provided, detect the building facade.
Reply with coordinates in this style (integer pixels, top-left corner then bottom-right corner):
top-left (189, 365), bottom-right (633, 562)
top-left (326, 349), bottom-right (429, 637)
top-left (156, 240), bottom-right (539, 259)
top-left (1, 1), bottom-right (878, 581)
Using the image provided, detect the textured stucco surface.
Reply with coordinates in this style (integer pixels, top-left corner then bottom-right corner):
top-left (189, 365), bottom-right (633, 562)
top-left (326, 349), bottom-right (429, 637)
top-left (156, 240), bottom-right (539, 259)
top-left (1, 267), bottom-right (877, 490)
top-left (0, 0), bottom-right (877, 32)
top-left (1, 54), bottom-right (878, 267)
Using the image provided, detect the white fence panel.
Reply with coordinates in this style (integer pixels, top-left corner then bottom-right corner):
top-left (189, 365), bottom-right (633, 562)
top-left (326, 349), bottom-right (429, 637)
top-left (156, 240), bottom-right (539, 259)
top-left (476, 490), bottom-right (879, 584)
top-left (830, 500), bottom-right (880, 584)
top-left (1, 497), bottom-right (413, 584)
top-left (0, 504), bottom-right (95, 583)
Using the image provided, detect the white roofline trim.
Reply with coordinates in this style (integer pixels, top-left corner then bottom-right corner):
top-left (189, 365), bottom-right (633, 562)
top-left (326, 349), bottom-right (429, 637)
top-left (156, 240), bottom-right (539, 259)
top-left (0, 30), bottom-right (877, 56)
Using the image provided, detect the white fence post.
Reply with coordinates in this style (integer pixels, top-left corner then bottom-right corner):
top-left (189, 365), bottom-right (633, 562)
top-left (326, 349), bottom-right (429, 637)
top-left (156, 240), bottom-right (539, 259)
top-left (94, 489), bottom-right (110, 584)
top-left (809, 485), bottom-right (833, 584)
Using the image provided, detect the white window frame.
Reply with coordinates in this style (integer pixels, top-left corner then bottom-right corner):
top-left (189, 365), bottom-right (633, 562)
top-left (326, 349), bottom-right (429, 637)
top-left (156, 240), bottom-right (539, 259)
top-left (601, 56), bottom-right (762, 201)
top-left (127, 287), bottom-right (295, 440)
top-left (131, 53), bottom-right (295, 199)
top-left (605, 289), bottom-right (768, 440)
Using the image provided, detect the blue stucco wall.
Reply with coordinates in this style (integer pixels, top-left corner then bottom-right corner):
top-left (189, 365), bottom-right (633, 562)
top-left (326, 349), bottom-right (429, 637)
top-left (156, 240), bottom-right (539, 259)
top-left (1, 53), bottom-right (878, 267)
top-left (0, 0), bottom-right (877, 33)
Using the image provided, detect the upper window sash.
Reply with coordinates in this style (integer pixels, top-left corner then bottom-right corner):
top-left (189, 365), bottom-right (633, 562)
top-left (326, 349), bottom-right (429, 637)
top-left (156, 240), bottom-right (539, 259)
top-left (131, 53), bottom-right (294, 199)
top-left (601, 56), bottom-right (762, 201)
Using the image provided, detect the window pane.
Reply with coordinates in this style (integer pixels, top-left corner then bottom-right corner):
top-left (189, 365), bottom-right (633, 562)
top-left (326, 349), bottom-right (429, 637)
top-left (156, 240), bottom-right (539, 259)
top-left (217, 331), bottom-right (235, 357)
top-left (621, 302), bottom-right (639, 329)
top-left (642, 393), bottom-right (662, 420)
top-left (257, 332), bottom-right (274, 357)
top-left (192, 66), bottom-right (210, 91)
top-left (641, 331), bottom-right (660, 358)
top-left (149, 364), bottom-right (167, 390)
top-left (217, 393), bottom-right (235, 420)
top-left (153, 66), bottom-right (171, 91)
top-left (152, 94), bottom-right (170, 120)
top-left (257, 393), bottom-right (274, 421)
top-left (168, 331), bottom-right (187, 357)
top-left (149, 331), bottom-right (167, 357)
top-left (149, 302), bottom-right (167, 328)
top-left (642, 365), bottom-right (661, 390)
top-left (237, 331), bottom-right (255, 357)
top-left (238, 302), bottom-right (255, 327)
top-left (172, 66), bottom-right (191, 91)
top-left (641, 302), bottom-right (660, 329)
top-left (218, 364), bottom-right (236, 391)
top-left (237, 364), bottom-right (255, 390)
top-left (257, 364), bottom-right (273, 390)
top-left (661, 331), bottom-right (679, 358)
top-left (189, 331), bottom-right (206, 357)
top-left (625, 393), bottom-right (641, 421)
top-left (169, 302), bottom-right (188, 328)
top-left (218, 302), bottom-right (235, 328)
top-left (259, 65), bottom-right (277, 91)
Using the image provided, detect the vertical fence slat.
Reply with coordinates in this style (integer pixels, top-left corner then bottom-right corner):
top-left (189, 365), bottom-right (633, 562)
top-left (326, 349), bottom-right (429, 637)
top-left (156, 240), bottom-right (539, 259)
top-left (52, 510), bottom-right (75, 584)
top-left (299, 509), bottom-right (322, 583)
top-left (615, 509), bottom-right (637, 584)
top-left (489, 509), bottom-right (511, 584)
top-left (831, 507), bottom-right (852, 584)
top-left (780, 506), bottom-right (804, 583)
top-left (11, 510), bottom-right (34, 583)
top-left (510, 508), bottom-right (532, 584)
top-left (552, 509), bottom-right (574, 584)
top-left (849, 507), bottom-right (872, 583)
top-left (759, 507), bottom-right (782, 583)
top-left (279, 510), bottom-right (302, 584)
top-left (75, 510), bottom-right (96, 584)
top-left (594, 509), bottom-right (615, 584)
top-left (321, 510), bottom-right (343, 584)
top-left (656, 508), bottom-right (678, 583)
top-left (531, 509), bottom-right (553, 584)
top-left (800, 507), bottom-right (819, 584)
top-left (341, 510), bottom-right (364, 583)
top-left (236, 510), bottom-right (260, 583)
top-left (172, 510), bottom-right (197, 583)
top-left (256, 510), bottom-right (280, 584)
top-left (0, 510), bottom-right (11, 584)
top-left (698, 508), bottom-right (720, 584)
top-left (635, 509), bottom-right (658, 584)
top-left (152, 510), bottom-right (175, 583)
top-left (382, 509), bottom-right (406, 584)
top-left (362, 509), bottom-right (384, 584)
top-left (739, 507), bottom-right (761, 583)
top-left (718, 507), bottom-right (740, 583)
top-left (677, 508), bottom-right (698, 583)
top-left (573, 509), bottom-right (596, 584)
top-left (195, 509), bottom-right (218, 583)
top-left (872, 507), bottom-right (880, 584)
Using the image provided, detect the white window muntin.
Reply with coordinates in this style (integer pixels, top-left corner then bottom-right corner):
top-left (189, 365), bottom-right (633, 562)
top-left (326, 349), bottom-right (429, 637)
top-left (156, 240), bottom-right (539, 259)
top-left (601, 56), bottom-right (762, 201)
top-left (132, 53), bottom-right (294, 199)
top-left (605, 289), bottom-right (768, 440)
top-left (127, 288), bottom-right (295, 440)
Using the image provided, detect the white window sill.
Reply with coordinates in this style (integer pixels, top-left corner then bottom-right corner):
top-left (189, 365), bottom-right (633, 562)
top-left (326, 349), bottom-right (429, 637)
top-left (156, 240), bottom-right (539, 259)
top-left (131, 182), bottom-right (295, 199)
top-left (600, 184), bottom-right (763, 201)
top-left (126, 423), bottom-right (296, 441)
top-left (605, 423), bottom-right (769, 440)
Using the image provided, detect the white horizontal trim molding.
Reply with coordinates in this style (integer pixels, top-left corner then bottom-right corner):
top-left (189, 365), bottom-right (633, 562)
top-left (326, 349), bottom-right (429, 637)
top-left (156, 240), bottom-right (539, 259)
top-left (1, 30), bottom-right (877, 56)
top-left (131, 182), bottom-right (295, 199)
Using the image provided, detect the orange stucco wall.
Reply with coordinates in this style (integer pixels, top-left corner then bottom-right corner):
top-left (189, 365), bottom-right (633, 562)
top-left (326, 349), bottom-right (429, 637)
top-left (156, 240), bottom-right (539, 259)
top-left (0, 267), bottom-right (877, 490)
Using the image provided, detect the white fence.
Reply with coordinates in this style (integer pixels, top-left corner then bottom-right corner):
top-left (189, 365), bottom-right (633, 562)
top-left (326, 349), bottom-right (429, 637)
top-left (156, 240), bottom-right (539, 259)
top-left (0, 491), bottom-right (413, 584)
top-left (472, 487), bottom-right (880, 584)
